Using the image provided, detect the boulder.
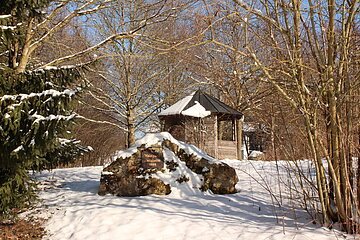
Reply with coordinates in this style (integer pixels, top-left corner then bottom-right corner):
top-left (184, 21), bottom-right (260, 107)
top-left (98, 147), bottom-right (171, 196)
top-left (98, 133), bottom-right (238, 197)
top-left (162, 140), bottom-right (238, 194)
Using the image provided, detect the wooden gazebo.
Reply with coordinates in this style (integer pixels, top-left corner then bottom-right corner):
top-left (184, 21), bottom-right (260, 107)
top-left (158, 90), bottom-right (244, 160)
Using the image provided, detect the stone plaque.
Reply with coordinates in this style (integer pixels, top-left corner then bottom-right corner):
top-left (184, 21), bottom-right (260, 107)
top-left (141, 148), bottom-right (164, 170)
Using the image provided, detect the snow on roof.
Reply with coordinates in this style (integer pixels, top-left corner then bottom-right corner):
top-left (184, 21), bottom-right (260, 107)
top-left (159, 90), bottom-right (242, 118)
top-left (158, 92), bottom-right (195, 116)
top-left (185, 90), bottom-right (242, 116)
top-left (181, 101), bottom-right (211, 118)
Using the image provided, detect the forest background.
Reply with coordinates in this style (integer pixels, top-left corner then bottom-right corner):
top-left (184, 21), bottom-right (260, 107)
top-left (0, 0), bottom-right (359, 234)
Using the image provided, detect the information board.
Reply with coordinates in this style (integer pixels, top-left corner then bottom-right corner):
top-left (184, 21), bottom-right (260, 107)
top-left (140, 148), bottom-right (164, 170)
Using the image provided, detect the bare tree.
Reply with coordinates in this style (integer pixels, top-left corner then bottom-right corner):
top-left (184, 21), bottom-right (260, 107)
top-left (179, 0), bottom-right (360, 233)
top-left (202, 0), bottom-right (360, 232)
top-left (28, 17), bottom-right (127, 165)
top-left (1, 0), bottom-right (148, 73)
top-left (84, 0), bottom-right (199, 147)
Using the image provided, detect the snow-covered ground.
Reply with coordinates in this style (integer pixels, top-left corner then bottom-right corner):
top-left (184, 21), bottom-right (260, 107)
top-left (35, 160), bottom-right (350, 240)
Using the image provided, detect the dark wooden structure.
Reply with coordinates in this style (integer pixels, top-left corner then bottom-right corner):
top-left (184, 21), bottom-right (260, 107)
top-left (159, 90), bottom-right (243, 159)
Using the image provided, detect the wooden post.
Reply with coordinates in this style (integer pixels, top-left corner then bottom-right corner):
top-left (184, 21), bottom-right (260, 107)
top-left (214, 115), bottom-right (218, 159)
top-left (236, 118), bottom-right (243, 160)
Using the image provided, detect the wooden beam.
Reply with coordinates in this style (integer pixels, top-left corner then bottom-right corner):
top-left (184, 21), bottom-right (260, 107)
top-left (214, 115), bottom-right (218, 159)
top-left (236, 119), bottom-right (243, 160)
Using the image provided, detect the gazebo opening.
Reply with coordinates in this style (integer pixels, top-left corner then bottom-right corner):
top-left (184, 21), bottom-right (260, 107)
top-left (217, 116), bottom-right (235, 141)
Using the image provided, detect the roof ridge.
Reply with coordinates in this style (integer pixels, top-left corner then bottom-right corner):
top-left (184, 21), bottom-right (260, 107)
top-left (203, 92), bottom-right (240, 113)
top-left (202, 91), bottom-right (219, 112)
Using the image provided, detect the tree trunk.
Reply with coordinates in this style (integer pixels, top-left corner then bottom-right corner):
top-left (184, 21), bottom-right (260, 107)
top-left (127, 108), bottom-right (136, 147)
top-left (357, 126), bottom-right (360, 220)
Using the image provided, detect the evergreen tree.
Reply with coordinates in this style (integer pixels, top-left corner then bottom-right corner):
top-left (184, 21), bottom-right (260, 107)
top-left (0, 0), bottom-right (88, 217)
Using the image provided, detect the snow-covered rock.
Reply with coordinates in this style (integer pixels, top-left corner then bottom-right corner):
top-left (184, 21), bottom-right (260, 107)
top-left (98, 132), bottom-right (238, 197)
top-left (248, 150), bottom-right (265, 160)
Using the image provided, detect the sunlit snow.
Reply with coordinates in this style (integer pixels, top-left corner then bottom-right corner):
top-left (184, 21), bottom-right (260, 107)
top-left (34, 154), bottom-right (347, 240)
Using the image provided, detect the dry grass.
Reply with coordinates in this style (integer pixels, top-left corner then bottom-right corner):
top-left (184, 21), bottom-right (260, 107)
top-left (0, 218), bottom-right (45, 240)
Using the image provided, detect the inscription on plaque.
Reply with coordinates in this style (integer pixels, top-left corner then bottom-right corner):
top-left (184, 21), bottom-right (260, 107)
top-left (140, 148), bottom-right (164, 170)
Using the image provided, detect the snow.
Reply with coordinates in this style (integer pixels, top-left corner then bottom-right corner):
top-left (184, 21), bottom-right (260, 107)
top-left (43, 65), bottom-right (77, 70)
top-left (30, 132), bottom-right (351, 240)
top-left (181, 101), bottom-right (211, 118)
top-left (31, 113), bottom-right (76, 124)
top-left (111, 132), bottom-right (217, 165)
top-left (153, 148), bottom-right (203, 196)
top-left (249, 150), bottom-right (264, 158)
top-left (243, 123), bottom-right (257, 132)
top-left (202, 166), bottom-right (209, 172)
top-left (13, 145), bottom-right (24, 153)
top-left (59, 138), bottom-right (81, 145)
top-left (0, 95), bottom-right (16, 101)
top-left (35, 159), bottom-right (348, 240)
top-left (0, 15), bottom-right (11, 19)
top-left (158, 92), bottom-right (195, 116)
top-left (0, 25), bottom-right (16, 30)
top-left (0, 89), bottom-right (76, 103)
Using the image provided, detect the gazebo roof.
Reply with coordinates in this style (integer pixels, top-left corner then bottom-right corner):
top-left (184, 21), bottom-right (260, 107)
top-left (159, 90), bottom-right (243, 118)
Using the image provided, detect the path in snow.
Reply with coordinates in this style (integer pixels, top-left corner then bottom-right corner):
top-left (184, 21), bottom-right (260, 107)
top-left (36, 161), bottom-right (347, 240)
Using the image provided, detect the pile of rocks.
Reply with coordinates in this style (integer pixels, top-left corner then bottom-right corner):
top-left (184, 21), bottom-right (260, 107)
top-left (98, 136), bottom-right (238, 197)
